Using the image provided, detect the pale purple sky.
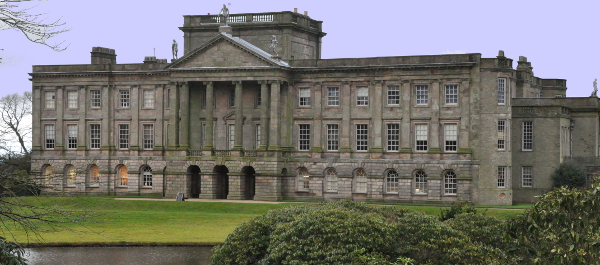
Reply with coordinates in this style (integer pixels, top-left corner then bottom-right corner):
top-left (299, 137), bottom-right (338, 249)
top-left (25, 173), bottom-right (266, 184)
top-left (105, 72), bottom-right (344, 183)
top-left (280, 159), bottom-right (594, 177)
top-left (1, 0), bottom-right (598, 98)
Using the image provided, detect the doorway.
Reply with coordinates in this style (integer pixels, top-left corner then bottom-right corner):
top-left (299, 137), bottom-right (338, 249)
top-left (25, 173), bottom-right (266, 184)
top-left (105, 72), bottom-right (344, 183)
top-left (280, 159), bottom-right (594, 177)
top-left (213, 165), bottom-right (229, 199)
top-left (242, 166), bottom-right (256, 200)
top-left (188, 165), bottom-right (201, 198)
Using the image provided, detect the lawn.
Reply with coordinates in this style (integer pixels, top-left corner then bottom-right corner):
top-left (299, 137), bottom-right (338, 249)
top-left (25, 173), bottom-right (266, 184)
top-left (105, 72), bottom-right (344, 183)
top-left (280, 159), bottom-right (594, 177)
top-left (3, 197), bottom-right (527, 245)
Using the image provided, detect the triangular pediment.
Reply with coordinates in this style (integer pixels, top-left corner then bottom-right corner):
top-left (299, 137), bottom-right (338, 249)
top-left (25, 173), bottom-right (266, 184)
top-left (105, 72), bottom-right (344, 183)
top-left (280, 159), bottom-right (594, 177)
top-left (167, 33), bottom-right (289, 69)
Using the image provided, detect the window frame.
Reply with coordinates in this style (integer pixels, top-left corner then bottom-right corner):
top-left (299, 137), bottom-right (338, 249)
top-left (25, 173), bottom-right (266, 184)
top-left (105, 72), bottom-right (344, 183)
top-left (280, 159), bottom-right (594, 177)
top-left (522, 166), bottom-right (533, 187)
top-left (354, 169), bottom-right (368, 193)
top-left (444, 171), bottom-right (457, 195)
top-left (227, 124), bottom-right (235, 149)
top-left (66, 124), bottom-right (78, 150)
top-left (118, 124), bottom-right (130, 150)
top-left (498, 119), bottom-right (507, 150)
top-left (45, 91), bottom-right (56, 110)
top-left (142, 166), bottom-right (153, 187)
top-left (255, 124), bottom-right (261, 149)
top-left (88, 165), bottom-right (100, 187)
top-left (90, 90), bottom-right (101, 109)
top-left (298, 124), bottom-right (311, 151)
top-left (443, 123), bottom-right (458, 152)
top-left (385, 170), bottom-right (399, 194)
top-left (229, 89), bottom-right (235, 108)
top-left (355, 124), bottom-right (368, 151)
top-left (255, 89), bottom-right (261, 108)
top-left (325, 168), bottom-right (338, 192)
top-left (415, 123), bottom-right (428, 152)
top-left (119, 90), bottom-right (130, 108)
top-left (386, 123), bottom-right (400, 152)
top-left (444, 84), bottom-right (458, 105)
top-left (44, 124), bottom-right (55, 149)
top-left (142, 123), bottom-right (154, 150)
top-left (356, 86), bottom-right (369, 106)
top-left (142, 89), bottom-right (155, 109)
top-left (415, 85), bottom-right (429, 105)
top-left (522, 121), bottom-right (533, 151)
top-left (66, 90), bottom-right (78, 109)
top-left (498, 78), bottom-right (506, 105)
top-left (498, 166), bottom-right (507, 188)
top-left (117, 166), bottom-right (128, 187)
top-left (298, 87), bottom-right (311, 107)
top-left (327, 87), bottom-right (340, 106)
top-left (297, 167), bottom-right (310, 191)
top-left (65, 165), bottom-right (76, 187)
top-left (387, 85), bottom-right (400, 105)
top-left (414, 170), bottom-right (428, 194)
top-left (326, 124), bottom-right (339, 151)
top-left (89, 124), bottom-right (101, 149)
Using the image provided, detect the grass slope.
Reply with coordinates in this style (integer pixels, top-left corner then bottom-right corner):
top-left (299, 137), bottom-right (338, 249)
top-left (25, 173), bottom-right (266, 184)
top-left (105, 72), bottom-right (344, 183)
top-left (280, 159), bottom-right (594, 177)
top-left (3, 197), bottom-right (526, 244)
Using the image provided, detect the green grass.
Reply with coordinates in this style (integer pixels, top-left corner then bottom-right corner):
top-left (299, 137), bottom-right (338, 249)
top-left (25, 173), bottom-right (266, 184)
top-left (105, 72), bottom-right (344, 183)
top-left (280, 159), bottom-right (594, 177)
top-left (3, 197), bottom-right (527, 244)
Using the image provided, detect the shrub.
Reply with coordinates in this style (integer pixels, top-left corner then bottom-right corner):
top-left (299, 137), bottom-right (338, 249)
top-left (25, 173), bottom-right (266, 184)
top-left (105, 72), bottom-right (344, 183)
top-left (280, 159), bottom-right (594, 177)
top-left (439, 201), bottom-right (477, 221)
top-left (0, 236), bottom-right (27, 265)
top-left (551, 161), bottom-right (586, 188)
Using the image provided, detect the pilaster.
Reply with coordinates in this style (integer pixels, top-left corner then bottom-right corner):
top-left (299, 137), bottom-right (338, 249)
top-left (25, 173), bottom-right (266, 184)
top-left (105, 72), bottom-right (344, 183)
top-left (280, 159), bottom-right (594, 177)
top-left (55, 86), bottom-right (64, 150)
top-left (312, 82), bottom-right (323, 152)
top-left (258, 81), bottom-right (269, 150)
top-left (233, 81), bottom-right (243, 150)
top-left (77, 85), bottom-right (87, 150)
top-left (203, 81), bottom-right (214, 150)
top-left (130, 85), bottom-right (140, 151)
top-left (369, 80), bottom-right (383, 152)
top-left (340, 81), bottom-right (352, 152)
top-left (268, 80), bottom-right (281, 150)
top-left (168, 82), bottom-right (179, 148)
top-left (179, 82), bottom-right (190, 149)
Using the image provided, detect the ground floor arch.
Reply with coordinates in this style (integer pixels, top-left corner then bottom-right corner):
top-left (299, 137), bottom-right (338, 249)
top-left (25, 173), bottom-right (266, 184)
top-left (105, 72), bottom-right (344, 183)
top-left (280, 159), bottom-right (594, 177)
top-left (242, 166), bottom-right (256, 200)
top-left (188, 165), bottom-right (201, 198)
top-left (213, 165), bottom-right (229, 199)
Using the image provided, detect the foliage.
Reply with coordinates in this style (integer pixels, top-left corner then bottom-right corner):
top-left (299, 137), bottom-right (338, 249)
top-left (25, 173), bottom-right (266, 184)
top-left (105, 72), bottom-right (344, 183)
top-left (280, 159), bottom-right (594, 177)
top-left (551, 161), bottom-right (587, 188)
top-left (0, 236), bottom-right (26, 265)
top-left (507, 177), bottom-right (600, 264)
top-left (439, 201), bottom-right (477, 221)
top-left (211, 201), bottom-right (513, 265)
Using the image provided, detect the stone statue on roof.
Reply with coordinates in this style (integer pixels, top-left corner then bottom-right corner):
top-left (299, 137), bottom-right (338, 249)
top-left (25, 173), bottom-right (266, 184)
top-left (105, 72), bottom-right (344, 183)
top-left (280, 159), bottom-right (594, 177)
top-left (172, 39), bottom-right (178, 60)
top-left (592, 79), bottom-right (598, 97)
top-left (269, 35), bottom-right (279, 57)
top-left (219, 4), bottom-right (230, 25)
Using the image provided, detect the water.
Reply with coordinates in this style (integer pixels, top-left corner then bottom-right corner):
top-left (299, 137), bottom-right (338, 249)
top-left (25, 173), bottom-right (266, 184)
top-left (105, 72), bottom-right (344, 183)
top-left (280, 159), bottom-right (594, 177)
top-left (25, 246), bottom-right (213, 265)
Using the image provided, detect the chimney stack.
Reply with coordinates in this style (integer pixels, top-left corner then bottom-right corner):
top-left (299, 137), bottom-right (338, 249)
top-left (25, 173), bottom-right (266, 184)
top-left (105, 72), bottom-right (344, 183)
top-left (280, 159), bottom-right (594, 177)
top-left (91, 47), bottom-right (117, 64)
top-left (304, 11), bottom-right (308, 16)
top-left (294, 8), bottom-right (298, 13)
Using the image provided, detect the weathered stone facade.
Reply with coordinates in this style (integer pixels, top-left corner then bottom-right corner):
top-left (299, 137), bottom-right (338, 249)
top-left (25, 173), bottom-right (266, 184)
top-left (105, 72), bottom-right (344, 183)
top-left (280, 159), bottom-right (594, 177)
top-left (29, 11), bottom-right (600, 205)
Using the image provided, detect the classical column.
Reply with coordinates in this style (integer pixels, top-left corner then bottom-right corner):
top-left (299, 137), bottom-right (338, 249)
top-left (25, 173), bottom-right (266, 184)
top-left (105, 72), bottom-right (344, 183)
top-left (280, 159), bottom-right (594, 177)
top-left (340, 81), bottom-right (351, 152)
top-left (55, 86), bottom-right (64, 150)
top-left (400, 80), bottom-right (412, 152)
top-left (77, 85), bottom-right (87, 150)
top-left (268, 80), bottom-right (281, 150)
top-left (312, 82), bottom-right (323, 152)
top-left (259, 81), bottom-right (269, 150)
top-left (459, 78), bottom-right (471, 153)
top-left (155, 84), bottom-right (165, 149)
top-left (101, 85), bottom-right (111, 149)
top-left (168, 82), bottom-right (179, 148)
top-left (429, 80), bottom-right (441, 153)
top-left (32, 86), bottom-right (41, 150)
top-left (203, 81), bottom-right (214, 150)
top-left (369, 81), bottom-right (383, 152)
top-left (233, 81), bottom-right (243, 150)
top-left (130, 85), bottom-right (140, 150)
top-left (179, 82), bottom-right (190, 149)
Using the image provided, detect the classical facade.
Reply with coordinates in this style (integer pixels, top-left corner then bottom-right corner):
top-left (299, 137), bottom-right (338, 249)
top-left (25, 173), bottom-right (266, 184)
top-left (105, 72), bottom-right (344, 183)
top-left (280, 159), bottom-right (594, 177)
top-left (30, 11), bottom-right (600, 205)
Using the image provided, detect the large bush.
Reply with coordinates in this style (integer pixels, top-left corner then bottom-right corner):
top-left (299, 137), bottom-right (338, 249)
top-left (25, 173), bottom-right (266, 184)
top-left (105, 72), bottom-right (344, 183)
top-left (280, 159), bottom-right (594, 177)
top-left (551, 161), bottom-right (587, 188)
top-left (211, 201), bottom-right (512, 265)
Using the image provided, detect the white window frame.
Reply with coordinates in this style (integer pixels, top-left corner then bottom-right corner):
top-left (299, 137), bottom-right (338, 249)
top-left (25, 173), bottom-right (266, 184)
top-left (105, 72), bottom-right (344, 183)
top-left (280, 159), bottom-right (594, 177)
top-left (498, 120), bottom-right (506, 150)
top-left (45, 124), bottom-right (55, 149)
top-left (414, 170), bottom-right (427, 194)
top-left (386, 123), bottom-right (400, 151)
top-left (325, 168), bottom-right (338, 192)
top-left (299, 87), bottom-right (311, 106)
top-left (118, 124), bottom-right (129, 149)
top-left (119, 90), bottom-right (130, 108)
top-left (415, 124), bottom-right (428, 152)
top-left (355, 124), bottom-right (368, 151)
top-left (498, 166), bottom-right (507, 188)
top-left (142, 166), bottom-right (153, 187)
top-left (66, 124), bottom-right (78, 149)
top-left (443, 123), bottom-right (458, 152)
top-left (298, 167), bottom-right (310, 190)
top-left (354, 169), bottom-right (368, 193)
top-left (356, 86), bottom-right (369, 106)
top-left (387, 85), bottom-right (400, 105)
top-left (118, 166), bottom-right (128, 186)
top-left (444, 171), bottom-right (457, 195)
top-left (522, 166), bottom-right (533, 187)
top-left (142, 124), bottom-right (154, 150)
top-left (327, 87), bottom-right (340, 106)
top-left (90, 124), bottom-right (101, 149)
top-left (90, 90), bottom-right (101, 109)
top-left (45, 91), bottom-right (56, 109)
top-left (498, 78), bottom-right (506, 105)
top-left (415, 85), bottom-right (429, 105)
top-left (67, 90), bottom-right (78, 109)
top-left (445, 84), bottom-right (458, 105)
top-left (298, 124), bottom-right (310, 151)
top-left (522, 121), bottom-right (533, 151)
top-left (142, 89), bottom-right (155, 109)
top-left (326, 124), bottom-right (339, 151)
top-left (385, 170), bottom-right (399, 194)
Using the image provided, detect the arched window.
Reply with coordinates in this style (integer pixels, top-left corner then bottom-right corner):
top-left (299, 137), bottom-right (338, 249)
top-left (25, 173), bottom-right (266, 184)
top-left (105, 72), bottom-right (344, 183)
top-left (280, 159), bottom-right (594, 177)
top-left (385, 170), bottom-right (399, 193)
top-left (43, 166), bottom-right (54, 186)
top-left (65, 165), bottom-right (76, 186)
top-left (444, 171), bottom-right (457, 194)
top-left (142, 166), bottom-right (152, 187)
top-left (118, 166), bottom-right (128, 186)
top-left (88, 165), bottom-right (100, 187)
top-left (297, 167), bottom-right (309, 190)
top-left (325, 168), bottom-right (337, 192)
top-left (414, 170), bottom-right (427, 194)
top-left (354, 169), bottom-right (368, 193)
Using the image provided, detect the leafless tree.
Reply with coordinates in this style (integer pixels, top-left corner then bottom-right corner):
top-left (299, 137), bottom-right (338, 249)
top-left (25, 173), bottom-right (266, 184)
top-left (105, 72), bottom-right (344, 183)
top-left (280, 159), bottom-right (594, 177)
top-left (0, 92), bottom-right (32, 155)
top-left (0, 0), bottom-right (69, 52)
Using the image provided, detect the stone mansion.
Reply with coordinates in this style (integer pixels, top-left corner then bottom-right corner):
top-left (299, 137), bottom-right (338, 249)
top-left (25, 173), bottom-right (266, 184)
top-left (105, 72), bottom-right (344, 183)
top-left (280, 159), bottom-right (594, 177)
top-left (30, 10), bottom-right (600, 205)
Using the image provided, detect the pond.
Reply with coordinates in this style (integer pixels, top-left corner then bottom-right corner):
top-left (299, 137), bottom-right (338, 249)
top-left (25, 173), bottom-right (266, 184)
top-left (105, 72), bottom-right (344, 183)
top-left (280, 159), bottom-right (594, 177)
top-left (25, 246), bottom-right (213, 265)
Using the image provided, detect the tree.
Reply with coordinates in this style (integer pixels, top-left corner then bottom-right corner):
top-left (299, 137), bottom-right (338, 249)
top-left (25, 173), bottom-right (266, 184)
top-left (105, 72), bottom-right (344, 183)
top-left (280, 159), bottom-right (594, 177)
top-left (0, 0), bottom-right (69, 52)
top-left (0, 92), bottom-right (32, 155)
top-left (551, 161), bottom-right (587, 188)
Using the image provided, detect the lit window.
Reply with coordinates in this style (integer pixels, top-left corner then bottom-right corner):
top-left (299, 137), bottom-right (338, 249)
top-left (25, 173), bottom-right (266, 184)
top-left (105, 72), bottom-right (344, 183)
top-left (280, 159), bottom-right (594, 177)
top-left (356, 124), bottom-right (368, 151)
top-left (354, 169), bottom-right (367, 193)
top-left (298, 167), bottom-right (309, 190)
top-left (299, 124), bottom-right (310, 151)
top-left (522, 167), bottom-right (532, 187)
top-left (444, 124), bottom-right (457, 152)
top-left (143, 124), bottom-right (154, 150)
top-left (498, 166), bottom-right (507, 188)
top-left (387, 85), bottom-right (400, 105)
top-left (67, 91), bottom-right (78, 109)
top-left (45, 124), bottom-right (55, 149)
top-left (416, 85), bottom-right (429, 105)
top-left (444, 171), bottom-right (457, 194)
top-left (228, 124), bottom-right (235, 149)
top-left (415, 124), bottom-right (428, 151)
top-left (66, 165), bottom-right (76, 186)
top-left (356, 87), bottom-right (368, 106)
top-left (88, 165), bottom-right (100, 187)
top-left (45, 91), bottom-right (56, 109)
top-left (142, 166), bottom-right (152, 187)
top-left (387, 123), bottom-right (400, 151)
top-left (143, 90), bottom-right (154, 109)
top-left (498, 78), bottom-right (506, 104)
top-left (523, 121), bottom-right (533, 151)
top-left (386, 170), bottom-right (399, 193)
top-left (445, 85), bottom-right (458, 104)
top-left (90, 124), bottom-right (101, 149)
top-left (325, 168), bottom-right (337, 192)
top-left (498, 120), bottom-right (506, 150)
top-left (327, 87), bottom-right (339, 106)
top-left (67, 124), bottom-right (77, 149)
top-left (299, 87), bottom-right (311, 106)
top-left (119, 90), bottom-right (130, 108)
top-left (415, 170), bottom-right (427, 194)
top-left (119, 124), bottom-right (129, 149)
top-left (118, 166), bottom-right (128, 186)
top-left (90, 90), bottom-right (101, 108)
top-left (327, 124), bottom-right (339, 151)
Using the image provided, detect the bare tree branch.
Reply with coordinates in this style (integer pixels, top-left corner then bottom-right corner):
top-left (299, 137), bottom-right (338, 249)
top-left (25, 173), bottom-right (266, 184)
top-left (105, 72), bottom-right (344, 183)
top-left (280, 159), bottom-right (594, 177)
top-left (0, 92), bottom-right (32, 155)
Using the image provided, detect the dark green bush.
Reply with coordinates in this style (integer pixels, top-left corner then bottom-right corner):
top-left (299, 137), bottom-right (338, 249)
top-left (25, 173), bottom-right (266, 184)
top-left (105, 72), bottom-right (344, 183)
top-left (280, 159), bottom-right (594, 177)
top-left (0, 236), bottom-right (26, 265)
top-left (439, 201), bottom-right (477, 221)
top-left (551, 161), bottom-right (587, 188)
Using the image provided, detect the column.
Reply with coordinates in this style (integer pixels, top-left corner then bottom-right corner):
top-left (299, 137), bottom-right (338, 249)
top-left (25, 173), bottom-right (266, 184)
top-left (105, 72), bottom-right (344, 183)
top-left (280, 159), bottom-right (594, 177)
top-left (369, 81), bottom-right (383, 152)
top-left (233, 81), bottom-right (243, 150)
top-left (340, 81), bottom-right (351, 152)
top-left (101, 85), bottom-right (111, 149)
top-left (77, 85), bottom-right (87, 150)
top-left (168, 82), bottom-right (179, 148)
top-left (268, 80), bottom-right (281, 150)
top-left (32, 86), bottom-right (41, 150)
top-left (259, 81), bottom-right (269, 150)
top-left (155, 85), bottom-right (165, 148)
top-left (400, 80), bottom-right (412, 152)
top-left (203, 81), bottom-right (214, 150)
top-left (459, 78), bottom-right (471, 153)
top-left (429, 80), bottom-right (441, 153)
top-left (179, 82), bottom-right (190, 149)
top-left (130, 85), bottom-right (140, 150)
top-left (312, 82), bottom-right (323, 152)
top-left (55, 86), bottom-right (64, 150)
